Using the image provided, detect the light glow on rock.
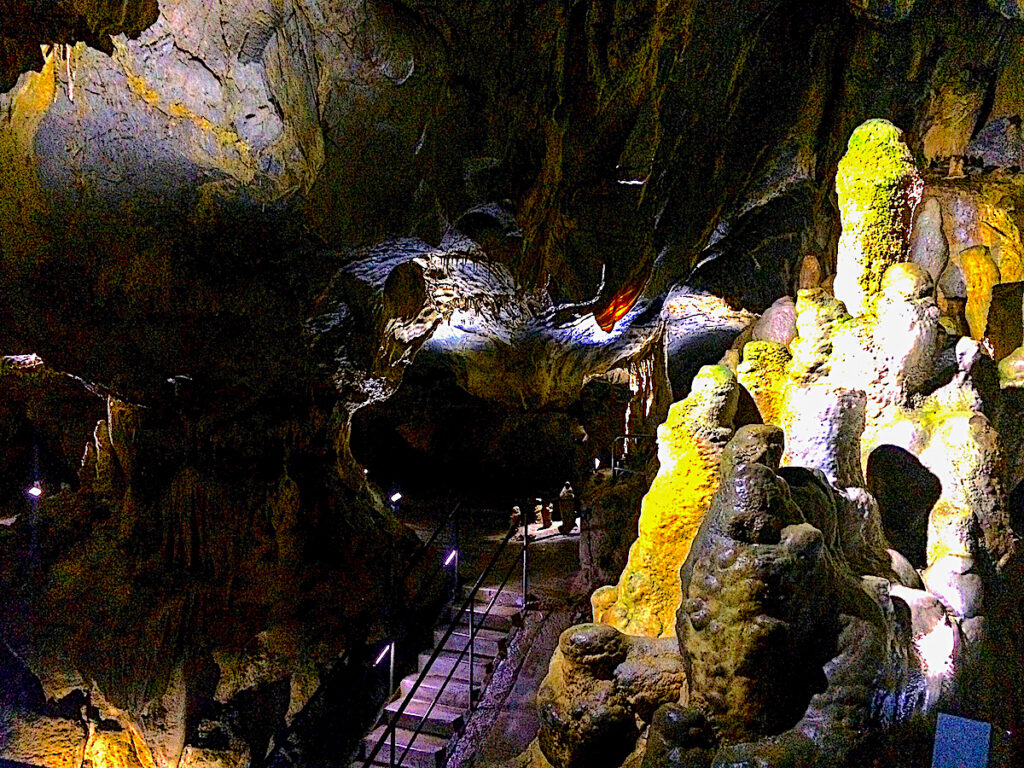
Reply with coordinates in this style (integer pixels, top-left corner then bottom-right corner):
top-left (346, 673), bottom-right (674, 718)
top-left (594, 280), bottom-right (644, 332)
top-left (916, 618), bottom-right (957, 709)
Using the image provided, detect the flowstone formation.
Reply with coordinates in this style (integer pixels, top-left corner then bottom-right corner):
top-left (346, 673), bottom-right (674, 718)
top-left (536, 624), bottom-right (686, 768)
top-left (590, 366), bottom-right (740, 638)
top-left (737, 120), bottom-right (1019, 582)
top-left (833, 120), bottom-right (924, 317)
top-left (534, 118), bottom-right (1024, 768)
top-left (660, 423), bottom-right (950, 766)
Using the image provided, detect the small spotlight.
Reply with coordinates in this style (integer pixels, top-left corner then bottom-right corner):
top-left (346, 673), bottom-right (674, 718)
top-left (444, 550), bottom-right (457, 566)
top-left (594, 458), bottom-right (601, 469)
top-left (363, 468), bottom-right (369, 475)
top-left (390, 492), bottom-right (402, 503)
top-left (26, 484), bottom-right (42, 498)
top-left (374, 643), bottom-right (392, 666)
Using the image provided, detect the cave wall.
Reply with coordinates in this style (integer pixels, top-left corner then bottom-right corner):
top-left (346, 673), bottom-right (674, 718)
top-left (3, 1), bottom-right (1024, 399)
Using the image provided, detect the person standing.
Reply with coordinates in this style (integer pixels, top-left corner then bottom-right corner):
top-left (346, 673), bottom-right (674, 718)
top-left (558, 482), bottom-right (575, 534)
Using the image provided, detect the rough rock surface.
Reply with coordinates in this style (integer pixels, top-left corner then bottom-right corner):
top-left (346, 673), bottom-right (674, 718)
top-left (4, 1), bottom-right (1024, 767)
top-left (738, 129), bottom-right (1017, 579)
top-left (537, 112), bottom-right (1024, 768)
top-left (0, 709), bottom-right (87, 768)
top-left (590, 366), bottom-right (739, 638)
top-left (0, 354), bottom-right (432, 766)
top-left (668, 424), bottom-right (936, 765)
top-left (536, 623), bottom-right (685, 768)
top-left (833, 120), bottom-right (923, 317)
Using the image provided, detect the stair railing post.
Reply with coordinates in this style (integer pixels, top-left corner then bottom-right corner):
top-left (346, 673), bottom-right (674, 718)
top-left (521, 514), bottom-right (529, 618)
top-left (388, 641), bottom-right (395, 709)
top-left (389, 641), bottom-right (396, 768)
top-left (469, 599), bottom-right (476, 694)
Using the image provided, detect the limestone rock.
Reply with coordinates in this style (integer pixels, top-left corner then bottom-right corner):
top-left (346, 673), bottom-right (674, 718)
top-left (591, 365), bottom-right (739, 638)
top-left (888, 585), bottom-right (961, 708)
top-left (962, 245), bottom-right (1001, 341)
top-left (658, 425), bottom-right (942, 765)
top-left (797, 254), bottom-right (823, 290)
top-left (998, 344), bottom-right (1024, 388)
top-left (966, 117), bottom-right (1023, 169)
top-left (939, 257), bottom-right (968, 300)
top-left (780, 386), bottom-right (866, 488)
top-left (888, 549), bottom-right (925, 590)
top-left (910, 198), bottom-right (949, 285)
top-left (921, 555), bottom-right (984, 619)
top-left (537, 624), bottom-right (685, 768)
top-left (729, 169), bottom-right (1023, 756)
top-left (0, 709), bottom-right (87, 768)
top-left (751, 296), bottom-right (797, 347)
top-left (640, 704), bottom-right (715, 768)
top-left (82, 726), bottom-right (148, 768)
top-left (738, 262), bottom-right (1014, 580)
top-left (833, 120), bottom-right (924, 317)
top-left (982, 281), bottom-right (1024, 361)
top-left (677, 426), bottom-right (839, 744)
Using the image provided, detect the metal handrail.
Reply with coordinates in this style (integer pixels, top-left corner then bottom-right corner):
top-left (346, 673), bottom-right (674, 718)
top-left (268, 502), bottom-right (460, 762)
top-left (361, 524), bottom-right (519, 768)
top-left (611, 433), bottom-right (658, 475)
top-left (397, 503), bottom-right (461, 587)
top-left (393, 553), bottom-right (520, 768)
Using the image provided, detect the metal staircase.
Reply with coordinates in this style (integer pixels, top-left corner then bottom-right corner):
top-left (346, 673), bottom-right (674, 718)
top-left (358, 524), bottom-right (528, 768)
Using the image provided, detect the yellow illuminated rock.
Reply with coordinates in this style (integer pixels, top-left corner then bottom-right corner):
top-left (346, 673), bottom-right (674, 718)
top-left (735, 121), bottom-right (1015, 580)
top-left (82, 728), bottom-right (149, 768)
top-left (740, 258), bottom-right (1010, 575)
top-left (736, 340), bottom-right (790, 426)
top-left (592, 365), bottom-right (738, 637)
top-left (833, 119), bottom-right (924, 316)
top-left (0, 709), bottom-right (86, 768)
top-left (0, 51), bottom-right (56, 261)
top-left (999, 344), bottom-right (1024, 388)
top-left (961, 245), bottom-right (1001, 341)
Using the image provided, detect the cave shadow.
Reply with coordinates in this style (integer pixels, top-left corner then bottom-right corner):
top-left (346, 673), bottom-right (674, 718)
top-left (1006, 478), bottom-right (1024, 554)
top-left (866, 445), bottom-right (941, 569)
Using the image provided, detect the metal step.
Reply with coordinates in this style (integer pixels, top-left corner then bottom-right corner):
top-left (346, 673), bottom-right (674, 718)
top-left (419, 650), bottom-right (491, 683)
top-left (447, 602), bottom-right (520, 632)
top-left (383, 698), bottom-right (465, 738)
top-left (361, 726), bottom-right (448, 768)
top-left (435, 626), bottom-right (504, 658)
top-left (460, 584), bottom-right (523, 608)
top-left (400, 674), bottom-right (479, 709)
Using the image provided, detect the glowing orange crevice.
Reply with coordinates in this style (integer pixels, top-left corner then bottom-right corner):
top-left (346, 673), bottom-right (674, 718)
top-left (594, 280), bottom-right (644, 332)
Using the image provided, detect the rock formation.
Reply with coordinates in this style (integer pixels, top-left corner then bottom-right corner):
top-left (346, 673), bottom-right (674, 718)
top-left (534, 115), bottom-right (1024, 768)
top-left (833, 120), bottom-right (924, 317)
top-left (537, 623), bottom-right (685, 768)
top-left (590, 366), bottom-right (740, 638)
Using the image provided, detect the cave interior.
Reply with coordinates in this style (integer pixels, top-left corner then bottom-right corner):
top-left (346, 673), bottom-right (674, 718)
top-left (4, 1), bottom-right (1024, 767)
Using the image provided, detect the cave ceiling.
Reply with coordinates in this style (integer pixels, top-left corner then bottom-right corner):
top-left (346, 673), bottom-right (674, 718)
top-left (0, 0), bottom-right (1021, 407)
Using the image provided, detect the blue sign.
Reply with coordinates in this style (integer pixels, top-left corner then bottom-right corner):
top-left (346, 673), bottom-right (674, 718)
top-left (932, 712), bottom-right (991, 768)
